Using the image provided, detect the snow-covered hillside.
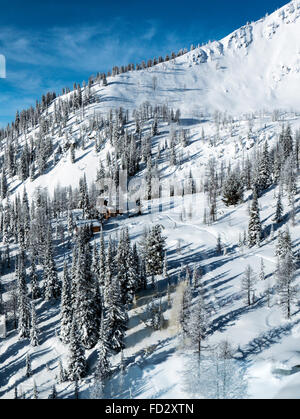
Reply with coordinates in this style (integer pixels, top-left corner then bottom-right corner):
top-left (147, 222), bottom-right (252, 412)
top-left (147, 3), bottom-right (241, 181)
top-left (83, 0), bottom-right (300, 115)
top-left (0, 0), bottom-right (300, 400)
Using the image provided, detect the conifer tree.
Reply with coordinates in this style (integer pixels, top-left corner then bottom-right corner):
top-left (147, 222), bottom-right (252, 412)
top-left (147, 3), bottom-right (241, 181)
top-left (48, 385), bottom-right (57, 399)
top-left (277, 253), bottom-right (297, 319)
top-left (104, 277), bottom-right (128, 353)
top-left (248, 190), bottom-right (262, 248)
top-left (222, 172), bottom-right (243, 206)
top-left (43, 230), bottom-right (61, 301)
top-left (75, 242), bottom-right (100, 349)
top-left (259, 258), bottom-right (266, 282)
top-left (60, 262), bottom-right (72, 344)
top-left (274, 190), bottom-right (284, 224)
top-left (26, 353), bottom-right (32, 378)
top-left (30, 257), bottom-right (40, 300)
top-left (216, 234), bottom-right (222, 255)
top-left (95, 315), bottom-right (111, 381)
top-left (179, 280), bottom-right (192, 337)
top-left (188, 295), bottom-right (207, 359)
top-left (58, 359), bottom-right (65, 384)
top-left (145, 225), bottom-right (166, 280)
top-left (17, 258), bottom-right (30, 339)
top-left (32, 381), bottom-right (38, 399)
top-left (98, 230), bottom-right (106, 287)
top-left (255, 141), bottom-right (271, 195)
top-left (67, 320), bottom-right (86, 381)
top-left (30, 302), bottom-right (40, 347)
top-left (276, 227), bottom-right (293, 260)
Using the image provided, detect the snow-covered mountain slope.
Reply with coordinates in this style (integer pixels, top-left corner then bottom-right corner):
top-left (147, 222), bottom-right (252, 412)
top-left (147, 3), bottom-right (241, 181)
top-left (85, 0), bottom-right (300, 115)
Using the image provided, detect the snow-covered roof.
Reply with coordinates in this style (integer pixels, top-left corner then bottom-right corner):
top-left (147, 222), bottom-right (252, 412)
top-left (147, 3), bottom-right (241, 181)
top-left (75, 219), bottom-right (101, 227)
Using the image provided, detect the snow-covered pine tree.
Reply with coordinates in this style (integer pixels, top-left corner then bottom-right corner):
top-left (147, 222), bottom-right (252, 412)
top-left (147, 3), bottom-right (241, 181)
top-left (104, 277), bottom-right (128, 353)
top-left (75, 242), bottom-right (100, 349)
top-left (282, 124), bottom-right (294, 160)
top-left (30, 302), bottom-right (39, 347)
top-left (60, 262), bottom-right (72, 344)
top-left (274, 189), bottom-right (284, 224)
top-left (222, 172), bottom-right (243, 207)
top-left (216, 234), bottom-right (222, 255)
top-left (30, 257), bottom-right (40, 300)
top-left (48, 384), bottom-right (57, 399)
top-left (98, 230), bottom-right (106, 287)
top-left (179, 280), bottom-right (192, 338)
top-left (26, 353), bottom-right (32, 377)
top-left (67, 319), bottom-right (86, 381)
top-left (276, 227), bottom-right (293, 260)
top-left (91, 243), bottom-right (100, 283)
top-left (67, 210), bottom-right (74, 236)
top-left (145, 224), bottom-right (166, 282)
top-left (259, 258), bottom-right (266, 282)
top-left (95, 314), bottom-right (111, 381)
top-left (277, 252), bottom-right (297, 319)
top-left (43, 229), bottom-right (61, 301)
top-left (188, 295), bottom-right (207, 359)
top-left (116, 228), bottom-right (137, 304)
top-left (58, 359), bottom-right (65, 384)
top-left (32, 381), bottom-right (38, 399)
top-left (255, 141), bottom-right (271, 195)
top-left (248, 189), bottom-right (262, 248)
top-left (17, 258), bottom-right (30, 339)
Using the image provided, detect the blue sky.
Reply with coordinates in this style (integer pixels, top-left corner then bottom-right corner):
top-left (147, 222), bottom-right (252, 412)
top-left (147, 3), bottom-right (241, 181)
top-left (0, 0), bottom-right (288, 126)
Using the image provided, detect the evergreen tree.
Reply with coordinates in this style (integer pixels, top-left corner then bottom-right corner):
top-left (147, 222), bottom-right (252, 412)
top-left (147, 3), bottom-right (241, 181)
top-left (274, 190), bottom-right (284, 224)
top-left (148, 297), bottom-right (164, 330)
top-left (116, 228), bottom-right (136, 304)
top-left (30, 257), bottom-right (40, 300)
top-left (188, 296), bottom-right (207, 358)
top-left (58, 359), bottom-right (65, 384)
top-left (0, 168), bottom-right (8, 199)
top-left (17, 258), bottom-right (30, 339)
top-left (32, 381), bottom-right (38, 399)
top-left (179, 280), bottom-right (192, 337)
top-left (30, 302), bottom-right (40, 347)
top-left (277, 253), bottom-right (297, 319)
top-left (216, 234), bottom-right (222, 255)
top-left (43, 230), bottom-right (61, 301)
top-left (145, 225), bottom-right (166, 279)
top-left (95, 315), bottom-right (111, 381)
top-left (26, 353), bottom-right (32, 378)
top-left (276, 227), bottom-right (293, 260)
top-left (60, 262), bottom-right (72, 344)
top-left (255, 141), bottom-right (271, 195)
top-left (248, 190), bottom-right (262, 248)
top-left (98, 231), bottom-right (106, 287)
top-left (75, 242), bottom-right (100, 349)
top-left (48, 385), bottom-right (57, 399)
top-left (222, 172), bottom-right (243, 206)
top-left (259, 258), bottom-right (266, 282)
top-left (67, 319), bottom-right (86, 381)
top-left (104, 278), bottom-right (128, 353)
top-left (282, 125), bottom-right (294, 159)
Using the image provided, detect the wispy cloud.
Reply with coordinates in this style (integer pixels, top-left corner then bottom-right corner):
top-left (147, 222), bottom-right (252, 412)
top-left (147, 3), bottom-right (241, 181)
top-left (0, 17), bottom-right (201, 124)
